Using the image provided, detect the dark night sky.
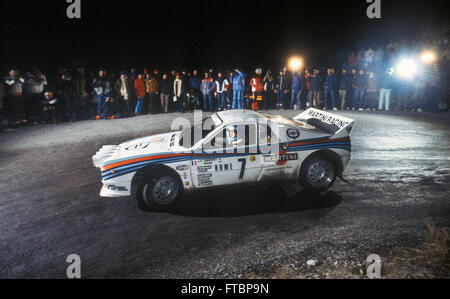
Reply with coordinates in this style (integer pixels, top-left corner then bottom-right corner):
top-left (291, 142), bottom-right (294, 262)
top-left (0, 0), bottom-right (447, 72)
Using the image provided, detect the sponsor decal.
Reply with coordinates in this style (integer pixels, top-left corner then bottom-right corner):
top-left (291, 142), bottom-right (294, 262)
top-left (198, 174), bottom-right (213, 186)
top-left (105, 185), bottom-right (128, 192)
top-left (197, 165), bottom-right (212, 173)
top-left (125, 142), bottom-right (150, 151)
top-left (286, 128), bottom-right (300, 139)
top-left (264, 153), bottom-right (299, 165)
top-left (176, 165), bottom-right (190, 171)
top-left (307, 110), bottom-right (351, 129)
top-left (249, 156), bottom-right (257, 162)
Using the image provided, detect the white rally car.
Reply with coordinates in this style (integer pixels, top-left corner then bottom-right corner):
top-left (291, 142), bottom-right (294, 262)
top-left (93, 109), bottom-right (355, 210)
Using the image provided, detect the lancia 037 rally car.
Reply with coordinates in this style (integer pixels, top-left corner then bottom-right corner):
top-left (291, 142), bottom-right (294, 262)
top-left (93, 109), bottom-right (355, 210)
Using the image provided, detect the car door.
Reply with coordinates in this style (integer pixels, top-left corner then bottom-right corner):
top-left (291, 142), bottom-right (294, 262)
top-left (190, 127), bottom-right (240, 188)
top-left (190, 124), bottom-right (260, 188)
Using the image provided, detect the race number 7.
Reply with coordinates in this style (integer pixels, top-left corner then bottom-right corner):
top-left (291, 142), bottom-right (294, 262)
top-left (238, 158), bottom-right (246, 179)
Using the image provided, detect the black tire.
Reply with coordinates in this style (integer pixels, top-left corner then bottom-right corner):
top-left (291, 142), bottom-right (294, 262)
top-left (299, 154), bottom-right (337, 192)
top-left (136, 170), bottom-right (183, 211)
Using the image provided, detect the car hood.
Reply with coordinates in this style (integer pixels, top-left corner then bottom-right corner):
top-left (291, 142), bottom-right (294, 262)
top-left (94, 132), bottom-right (183, 169)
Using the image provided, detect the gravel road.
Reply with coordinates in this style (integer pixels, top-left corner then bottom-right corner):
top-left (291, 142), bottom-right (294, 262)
top-left (0, 110), bottom-right (449, 279)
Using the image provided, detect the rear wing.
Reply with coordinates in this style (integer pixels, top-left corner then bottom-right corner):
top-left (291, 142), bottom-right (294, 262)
top-left (293, 108), bottom-right (355, 138)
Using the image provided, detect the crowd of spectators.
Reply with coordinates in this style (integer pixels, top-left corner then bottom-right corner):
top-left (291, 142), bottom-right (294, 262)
top-left (1, 37), bottom-right (448, 130)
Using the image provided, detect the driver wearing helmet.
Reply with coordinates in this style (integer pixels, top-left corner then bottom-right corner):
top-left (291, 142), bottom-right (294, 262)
top-left (227, 125), bottom-right (245, 147)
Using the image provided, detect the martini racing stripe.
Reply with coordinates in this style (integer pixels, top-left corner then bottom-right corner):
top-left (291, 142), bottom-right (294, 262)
top-left (101, 139), bottom-right (351, 181)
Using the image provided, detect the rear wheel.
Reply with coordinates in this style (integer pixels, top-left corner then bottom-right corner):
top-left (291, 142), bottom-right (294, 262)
top-left (137, 171), bottom-right (183, 211)
top-left (299, 155), bottom-right (337, 192)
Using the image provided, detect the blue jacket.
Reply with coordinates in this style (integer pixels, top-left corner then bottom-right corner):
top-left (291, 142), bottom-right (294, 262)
top-left (309, 75), bottom-right (321, 91)
top-left (338, 74), bottom-right (352, 90)
top-left (291, 74), bottom-right (305, 91)
top-left (189, 76), bottom-right (202, 90)
top-left (323, 74), bottom-right (336, 90)
top-left (231, 70), bottom-right (245, 91)
top-left (201, 79), bottom-right (216, 96)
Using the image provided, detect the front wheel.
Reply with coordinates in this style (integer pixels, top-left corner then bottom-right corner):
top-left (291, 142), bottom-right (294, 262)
top-left (137, 172), bottom-right (183, 211)
top-left (299, 155), bottom-right (337, 192)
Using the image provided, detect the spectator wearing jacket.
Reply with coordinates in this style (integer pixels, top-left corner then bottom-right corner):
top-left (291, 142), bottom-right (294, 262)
top-left (201, 72), bottom-right (216, 112)
top-left (173, 73), bottom-right (184, 112)
top-left (352, 69), bottom-right (367, 110)
top-left (323, 68), bottom-right (337, 111)
top-left (307, 69), bottom-right (321, 108)
top-left (57, 72), bottom-right (75, 121)
top-left (290, 71), bottom-right (305, 110)
top-left (189, 70), bottom-right (202, 91)
top-left (378, 68), bottom-right (394, 111)
top-left (100, 94), bottom-right (121, 120)
top-left (215, 72), bottom-right (229, 111)
top-left (115, 71), bottom-right (133, 116)
top-left (338, 69), bottom-right (352, 110)
top-left (92, 69), bottom-right (112, 115)
top-left (250, 69), bottom-right (264, 110)
top-left (24, 67), bottom-right (47, 123)
top-left (41, 91), bottom-right (58, 124)
top-left (275, 70), bottom-right (289, 110)
top-left (365, 71), bottom-right (379, 110)
top-left (231, 68), bottom-right (245, 110)
top-left (4, 69), bottom-right (27, 126)
top-left (134, 74), bottom-right (146, 115)
top-left (159, 74), bottom-right (171, 113)
top-left (263, 71), bottom-right (276, 110)
top-left (144, 73), bottom-right (159, 114)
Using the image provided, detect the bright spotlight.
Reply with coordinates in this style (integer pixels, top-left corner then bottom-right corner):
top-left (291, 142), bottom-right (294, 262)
top-left (288, 56), bottom-right (303, 72)
top-left (397, 58), bottom-right (418, 79)
top-left (420, 51), bottom-right (437, 64)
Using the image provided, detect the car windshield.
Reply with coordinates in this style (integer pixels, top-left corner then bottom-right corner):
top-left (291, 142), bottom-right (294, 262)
top-left (179, 115), bottom-right (223, 149)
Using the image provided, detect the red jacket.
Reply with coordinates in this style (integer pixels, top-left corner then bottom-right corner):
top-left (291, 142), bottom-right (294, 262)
top-left (250, 76), bottom-right (263, 92)
top-left (134, 78), bottom-right (146, 98)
